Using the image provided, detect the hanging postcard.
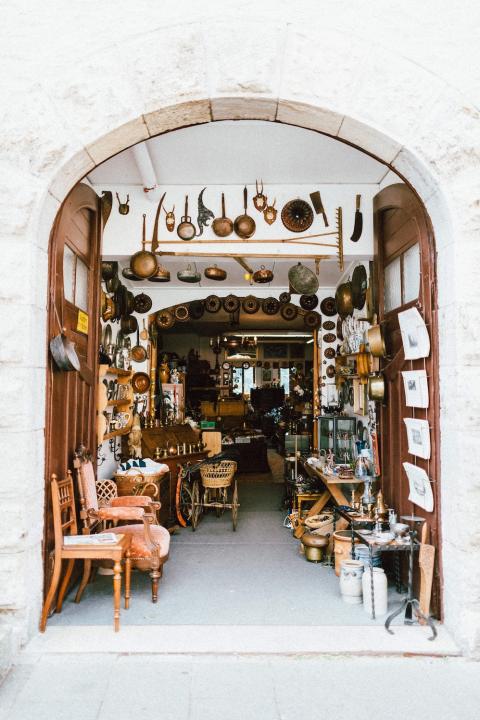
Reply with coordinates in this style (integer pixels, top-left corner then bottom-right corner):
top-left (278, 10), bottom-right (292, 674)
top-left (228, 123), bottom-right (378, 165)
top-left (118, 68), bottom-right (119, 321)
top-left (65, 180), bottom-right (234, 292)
top-left (403, 462), bottom-right (434, 512)
top-left (398, 306), bottom-right (430, 359)
top-left (404, 417), bottom-right (431, 459)
top-left (402, 369), bottom-right (429, 408)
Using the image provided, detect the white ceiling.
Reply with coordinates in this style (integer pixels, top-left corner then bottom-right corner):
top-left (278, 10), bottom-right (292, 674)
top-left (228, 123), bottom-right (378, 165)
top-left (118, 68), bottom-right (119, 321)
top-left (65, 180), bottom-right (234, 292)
top-left (88, 120), bottom-right (390, 186)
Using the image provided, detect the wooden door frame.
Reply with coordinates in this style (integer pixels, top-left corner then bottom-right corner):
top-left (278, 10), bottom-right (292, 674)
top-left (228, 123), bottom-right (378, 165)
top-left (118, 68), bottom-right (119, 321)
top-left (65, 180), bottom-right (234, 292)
top-left (373, 183), bottom-right (443, 618)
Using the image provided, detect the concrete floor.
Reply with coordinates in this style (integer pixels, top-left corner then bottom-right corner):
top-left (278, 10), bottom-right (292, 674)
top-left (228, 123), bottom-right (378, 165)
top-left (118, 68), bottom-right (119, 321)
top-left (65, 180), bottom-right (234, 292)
top-left (2, 654), bottom-right (479, 720)
top-left (48, 482), bottom-right (404, 627)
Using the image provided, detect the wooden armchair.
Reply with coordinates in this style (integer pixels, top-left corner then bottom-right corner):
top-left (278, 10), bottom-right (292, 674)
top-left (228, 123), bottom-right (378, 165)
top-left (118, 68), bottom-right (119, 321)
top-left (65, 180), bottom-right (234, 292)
top-left (74, 450), bottom-right (170, 603)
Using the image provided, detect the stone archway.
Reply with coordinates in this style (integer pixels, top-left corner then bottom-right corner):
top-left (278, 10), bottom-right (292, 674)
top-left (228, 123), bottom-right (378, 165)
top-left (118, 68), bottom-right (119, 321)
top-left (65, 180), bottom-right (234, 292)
top-left (3, 14), bottom-right (479, 663)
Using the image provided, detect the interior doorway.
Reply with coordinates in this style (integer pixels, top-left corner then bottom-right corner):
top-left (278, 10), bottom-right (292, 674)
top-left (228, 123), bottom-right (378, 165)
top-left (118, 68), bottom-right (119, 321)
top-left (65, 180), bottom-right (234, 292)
top-left (43, 119), bottom-right (441, 632)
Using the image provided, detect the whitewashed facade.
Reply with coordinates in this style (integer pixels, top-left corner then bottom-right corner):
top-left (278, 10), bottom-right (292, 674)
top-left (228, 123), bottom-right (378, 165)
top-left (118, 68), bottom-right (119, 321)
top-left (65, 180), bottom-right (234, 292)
top-left (1, 0), bottom-right (479, 669)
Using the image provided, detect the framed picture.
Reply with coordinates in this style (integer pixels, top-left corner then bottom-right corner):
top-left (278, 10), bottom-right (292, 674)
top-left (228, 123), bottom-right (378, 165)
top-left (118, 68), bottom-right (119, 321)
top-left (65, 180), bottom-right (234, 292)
top-left (262, 369), bottom-right (272, 382)
top-left (289, 343), bottom-right (305, 359)
top-left (263, 343), bottom-right (288, 359)
top-left (398, 307), bottom-right (430, 359)
top-left (402, 370), bottom-right (429, 408)
top-left (403, 462), bottom-right (434, 512)
top-left (404, 417), bottom-right (431, 459)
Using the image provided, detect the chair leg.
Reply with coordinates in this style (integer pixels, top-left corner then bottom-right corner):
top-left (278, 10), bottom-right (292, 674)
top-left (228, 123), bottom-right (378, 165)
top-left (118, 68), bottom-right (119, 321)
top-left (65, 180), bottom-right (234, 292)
top-left (150, 569), bottom-right (160, 603)
top-left (113, 559), bottom-right (122, 632)
top-left (75, 559), bottom-right (92, 604)
top-left (56, 558), bottom-right (75, 612)
top-left (40, 553), bottom-right (62, 632)
top-left (124, 551), bottom-right (131, 610)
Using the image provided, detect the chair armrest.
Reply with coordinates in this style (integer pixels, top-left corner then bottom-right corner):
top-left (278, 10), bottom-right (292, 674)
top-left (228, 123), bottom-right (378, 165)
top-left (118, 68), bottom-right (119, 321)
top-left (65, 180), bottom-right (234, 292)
top-left (110, 496), bottom-right (161, 511)
top-left (93, 506), bottom-right (145, 522)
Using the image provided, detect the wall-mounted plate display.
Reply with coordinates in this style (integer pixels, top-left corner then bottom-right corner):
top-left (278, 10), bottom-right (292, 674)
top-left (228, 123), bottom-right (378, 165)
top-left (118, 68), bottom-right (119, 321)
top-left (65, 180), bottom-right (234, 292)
top-left (320, 296), bottom-right (336, 316)
top-left (323, 333), bottom-right (336, 343)
top-left (322, 320), bottom-right (335, 331)
top-left (222, 361), bottom-right (231, 370)
top-left (403, 462), bottom-right (434, 512)
top-left (324, 347), bottom-right (336, 359)
top-left (398, 307), bottom-right (430, 359)
top-left (402, 369), bottom-right (429, 408)
top-left (404, 417), bottom-right (431, 459)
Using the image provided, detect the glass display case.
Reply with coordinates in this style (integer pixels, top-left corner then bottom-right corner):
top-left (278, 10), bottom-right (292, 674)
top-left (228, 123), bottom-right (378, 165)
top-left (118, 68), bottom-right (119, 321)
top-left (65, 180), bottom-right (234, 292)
top-left (318, 415), bottom-right (357, 463)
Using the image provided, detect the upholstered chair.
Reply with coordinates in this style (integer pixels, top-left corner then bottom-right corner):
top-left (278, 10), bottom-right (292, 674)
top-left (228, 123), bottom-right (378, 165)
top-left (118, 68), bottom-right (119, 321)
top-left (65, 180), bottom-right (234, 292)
top-left (74, 452), bottom-right (170, 603)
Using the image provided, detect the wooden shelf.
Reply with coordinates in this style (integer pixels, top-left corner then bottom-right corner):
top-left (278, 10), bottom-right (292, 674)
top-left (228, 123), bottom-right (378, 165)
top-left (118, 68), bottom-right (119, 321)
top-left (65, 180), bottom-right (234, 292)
top-left (106, 398), bottom-right (132, 407)
top-left (99, 365), bottom-right (132, 378)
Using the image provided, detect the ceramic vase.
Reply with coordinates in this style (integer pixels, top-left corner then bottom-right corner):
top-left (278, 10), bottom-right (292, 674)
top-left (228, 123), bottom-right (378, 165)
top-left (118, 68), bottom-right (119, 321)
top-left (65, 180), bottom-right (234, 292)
top-left (362, 567), bottom-right (388, 616)
top-left (339, 559), bottom-right (364, 604)
top-left (159, 363), bottom-right (170, 384)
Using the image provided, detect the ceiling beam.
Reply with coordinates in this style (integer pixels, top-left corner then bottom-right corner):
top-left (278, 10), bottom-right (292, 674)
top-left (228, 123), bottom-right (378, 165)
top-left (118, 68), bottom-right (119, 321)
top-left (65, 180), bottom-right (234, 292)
top-left (131, 143), bottom-right (158, 201)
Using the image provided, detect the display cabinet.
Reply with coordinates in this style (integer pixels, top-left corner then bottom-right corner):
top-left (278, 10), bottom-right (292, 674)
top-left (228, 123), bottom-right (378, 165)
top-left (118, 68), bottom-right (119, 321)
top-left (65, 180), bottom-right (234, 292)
top-left (318, 415), bottom-right (357, 463)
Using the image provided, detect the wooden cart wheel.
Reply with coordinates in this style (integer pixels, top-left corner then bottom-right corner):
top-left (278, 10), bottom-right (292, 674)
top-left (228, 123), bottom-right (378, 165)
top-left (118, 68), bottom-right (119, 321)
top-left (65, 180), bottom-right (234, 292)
top-left (191, 480), bottom-right (200, 531)
top-left (180, 482), bottom-right (194, 525)
top-left (231, 480), bottom-right (239, 532)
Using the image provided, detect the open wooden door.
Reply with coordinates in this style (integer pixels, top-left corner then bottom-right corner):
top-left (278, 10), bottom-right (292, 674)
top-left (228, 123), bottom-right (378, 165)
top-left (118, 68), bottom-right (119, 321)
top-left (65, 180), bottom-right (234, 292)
top-left (373, 183), bottom-right (442, 618)
top-left (43, 183), bottom-right (103, 596)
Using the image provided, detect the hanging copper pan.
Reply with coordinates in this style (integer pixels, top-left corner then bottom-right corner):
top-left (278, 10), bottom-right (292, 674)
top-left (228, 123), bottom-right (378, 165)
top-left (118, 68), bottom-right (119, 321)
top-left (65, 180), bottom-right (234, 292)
top-left (130, 214), bottom-right (158, 279)
top-left (335, 282), bottom-right (354, 319)
top-left (234, 186), bottom-right (256, 239)
top-left (122, 266), bottom-right (141, 281)
top-left (212, 193), bottom-right (233, 238)
top-left (288, 263), bottom-right (319, 295)
top-left (351, 264), bottom-right (368, 310)
top-left (132, 372), bottom-right (151, 394)
top-left (177, 196), bottom-right (196, 241)
top-left (134, 293), bottom-right (152, 314)
top-left (148, 263), bottom-right (171, 282)
top-left (204, 265), bottom-right (227, 281)
top-left (253, 266), bottom-right (273, 284)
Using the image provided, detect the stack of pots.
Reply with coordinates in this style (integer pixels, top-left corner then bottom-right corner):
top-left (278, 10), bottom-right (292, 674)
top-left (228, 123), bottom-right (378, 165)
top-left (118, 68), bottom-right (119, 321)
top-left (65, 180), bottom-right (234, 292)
top-left (339, 559), bottom-right (364, 604)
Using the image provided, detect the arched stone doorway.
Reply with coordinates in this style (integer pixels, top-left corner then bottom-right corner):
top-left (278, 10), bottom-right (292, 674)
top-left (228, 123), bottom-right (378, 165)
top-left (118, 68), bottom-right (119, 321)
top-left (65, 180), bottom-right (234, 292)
top-left (4, 15), bottom-right (479, 659)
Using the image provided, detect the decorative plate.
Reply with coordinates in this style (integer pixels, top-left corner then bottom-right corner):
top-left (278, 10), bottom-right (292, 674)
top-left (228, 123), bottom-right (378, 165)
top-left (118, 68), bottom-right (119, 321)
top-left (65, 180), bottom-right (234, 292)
top-left (280, 303), bottom-right (298, 321)
top-left (324, 347), bottom-right (336, 359)
top-left (131, 372), bottom-right (151, 394)
top-left (322, 320), bottom-right (335, 331)
top-left (320, 296), bottom-right (337, 316)
top-left (323, 332), bottom-right (336, 343)
top-left (155, 309), bottom-right (175, 329)
top-left (326, 364), bottom-right (335, 378)
top-left (300, 294), bottom-right (319, 310)
top-left (303, 311), bottom-right (321, 328)
top-left (262, 297), bottom-right (280, 315)
top-left (205, 295), bottom-right (221, 313)
top-left (242, 296), bottom-right (260, 314)
top-left (281, 199), bottom-right (314, 232)
top-left (222, 361), bottom-right (231, 370)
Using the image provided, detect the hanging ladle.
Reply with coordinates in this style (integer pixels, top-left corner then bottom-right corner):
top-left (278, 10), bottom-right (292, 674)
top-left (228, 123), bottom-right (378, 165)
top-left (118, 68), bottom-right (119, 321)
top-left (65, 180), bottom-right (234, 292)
top-left (212, 193), bottom-right (233, 237)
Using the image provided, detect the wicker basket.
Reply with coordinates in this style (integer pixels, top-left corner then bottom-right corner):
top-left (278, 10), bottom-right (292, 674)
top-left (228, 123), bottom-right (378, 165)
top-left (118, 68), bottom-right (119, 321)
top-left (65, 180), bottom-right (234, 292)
top-left (114, 471), bottom-right (163, 498)
top-left (199, 461), bottom-right (237, 489)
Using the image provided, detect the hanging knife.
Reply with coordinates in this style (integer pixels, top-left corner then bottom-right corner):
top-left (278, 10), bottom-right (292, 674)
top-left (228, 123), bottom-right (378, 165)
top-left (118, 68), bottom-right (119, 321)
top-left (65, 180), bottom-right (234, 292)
top-left (309, 190), bottom-right (329, 227)
top-left (350, 194), bottom-right (363, 242)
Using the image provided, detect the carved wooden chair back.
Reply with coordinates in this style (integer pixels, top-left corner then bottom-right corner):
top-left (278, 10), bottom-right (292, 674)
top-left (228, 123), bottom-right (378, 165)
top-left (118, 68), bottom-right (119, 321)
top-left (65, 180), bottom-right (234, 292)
top-left (74, 456), bottom-right (101, 532)
top-left (51, 471), bottom-right (78, 548)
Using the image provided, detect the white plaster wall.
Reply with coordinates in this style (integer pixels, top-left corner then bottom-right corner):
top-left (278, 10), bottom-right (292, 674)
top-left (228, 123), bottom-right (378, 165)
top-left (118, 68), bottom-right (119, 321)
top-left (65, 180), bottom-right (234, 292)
top-left (1, 1), bottom-right (480, 663)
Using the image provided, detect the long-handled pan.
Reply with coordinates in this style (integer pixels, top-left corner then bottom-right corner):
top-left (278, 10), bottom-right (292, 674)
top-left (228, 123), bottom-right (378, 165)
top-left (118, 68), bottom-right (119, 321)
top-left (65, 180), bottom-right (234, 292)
top-left (234, 186), bottom-right (256, 239)
top-left (131, 326), bottom-right (147, 363)
top-left (212, 193), bottom-right (233, 237)
top-left (177, 196), bottom-right (196, 241)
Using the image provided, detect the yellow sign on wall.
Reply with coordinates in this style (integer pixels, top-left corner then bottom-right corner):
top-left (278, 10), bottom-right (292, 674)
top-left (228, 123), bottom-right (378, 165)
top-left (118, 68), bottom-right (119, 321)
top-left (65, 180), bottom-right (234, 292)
top-left (77, 310), bottom-right (89, 335)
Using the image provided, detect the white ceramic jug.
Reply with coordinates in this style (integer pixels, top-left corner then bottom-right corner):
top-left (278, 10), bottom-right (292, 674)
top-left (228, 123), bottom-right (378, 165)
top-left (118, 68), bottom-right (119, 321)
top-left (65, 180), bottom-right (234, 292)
top-left (339, 559), bottom-right (364, 604)
top-left (362, 567), bottom-right (388, 616)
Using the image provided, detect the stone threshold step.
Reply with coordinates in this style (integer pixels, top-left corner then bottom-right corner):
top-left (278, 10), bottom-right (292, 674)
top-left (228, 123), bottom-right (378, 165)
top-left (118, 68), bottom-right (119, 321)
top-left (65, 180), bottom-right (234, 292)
top-left (24, 624), bottom-right (460, 658)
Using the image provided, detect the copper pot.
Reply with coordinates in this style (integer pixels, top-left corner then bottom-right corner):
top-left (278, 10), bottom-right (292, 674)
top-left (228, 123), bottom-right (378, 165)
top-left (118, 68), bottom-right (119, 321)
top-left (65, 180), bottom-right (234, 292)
top-left (130, 214), bottom-right (158, 279)
top-left (368, 373), bottom-right (385, 401)
top-left (204, 265), bottom-right (227, 281)
top-left (148, 263), bottom-right (171, 282)
top-left (253, 266), bottom-right (273, 284)
top-left (367, 324), bottom-right (386, 357)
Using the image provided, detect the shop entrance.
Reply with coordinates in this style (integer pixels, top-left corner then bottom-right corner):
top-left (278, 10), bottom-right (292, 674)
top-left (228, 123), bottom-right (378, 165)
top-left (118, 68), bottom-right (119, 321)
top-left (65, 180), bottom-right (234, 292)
top-left (42, 119), bottom-right (441, 633)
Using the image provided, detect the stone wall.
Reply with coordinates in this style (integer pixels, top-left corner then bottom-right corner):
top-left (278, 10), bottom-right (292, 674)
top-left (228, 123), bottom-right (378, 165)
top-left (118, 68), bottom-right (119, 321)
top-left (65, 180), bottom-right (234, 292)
top-left (1, 1), bottom-right (479, 662)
